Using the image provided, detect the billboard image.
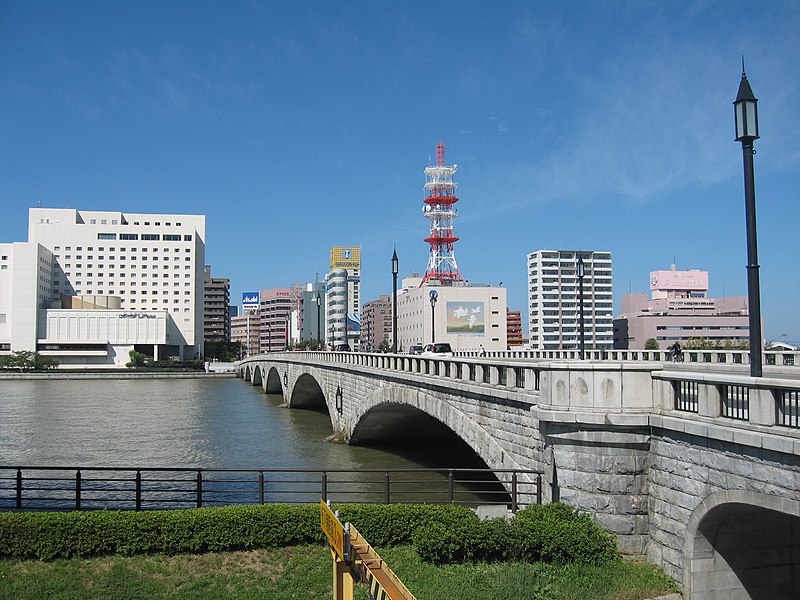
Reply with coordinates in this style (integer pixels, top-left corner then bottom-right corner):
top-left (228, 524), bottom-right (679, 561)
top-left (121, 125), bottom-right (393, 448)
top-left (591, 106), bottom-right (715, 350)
top-left (346, 313), bottom-right (361, 338)
top-left (242, 292), bottom-right (260, 312)
top-left (446, 301), bottom-right (485, 335)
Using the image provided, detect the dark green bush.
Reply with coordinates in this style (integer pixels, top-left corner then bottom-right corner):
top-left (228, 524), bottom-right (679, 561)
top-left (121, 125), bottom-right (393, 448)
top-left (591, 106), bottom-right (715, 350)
top-left (0, 503), bottom-right (473, 561)
top-left (413, 502), bottom-right (619, 566)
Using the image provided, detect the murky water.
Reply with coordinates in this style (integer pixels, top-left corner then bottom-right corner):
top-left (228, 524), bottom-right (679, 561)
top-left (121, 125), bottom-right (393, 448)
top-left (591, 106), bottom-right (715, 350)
top-left (0, 377), bottom-right (507, 507)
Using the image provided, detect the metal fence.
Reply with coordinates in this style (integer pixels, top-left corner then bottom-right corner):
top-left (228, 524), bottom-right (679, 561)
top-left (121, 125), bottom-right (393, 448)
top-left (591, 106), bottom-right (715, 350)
top-left (0, 466), bottom-right (542, 512)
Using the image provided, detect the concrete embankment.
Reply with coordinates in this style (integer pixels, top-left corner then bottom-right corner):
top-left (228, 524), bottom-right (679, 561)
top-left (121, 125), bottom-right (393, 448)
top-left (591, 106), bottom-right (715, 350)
top-left (0, 371), bottom-right (237, 380)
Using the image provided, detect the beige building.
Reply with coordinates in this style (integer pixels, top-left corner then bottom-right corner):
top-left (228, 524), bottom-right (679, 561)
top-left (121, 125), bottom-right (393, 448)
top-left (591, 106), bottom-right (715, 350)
top-left (397, 277), bottom-right (507, 353)
top-left (1, 208), bottom-right (206, 366)
top-left (361, 294), bottom-right (392, 351)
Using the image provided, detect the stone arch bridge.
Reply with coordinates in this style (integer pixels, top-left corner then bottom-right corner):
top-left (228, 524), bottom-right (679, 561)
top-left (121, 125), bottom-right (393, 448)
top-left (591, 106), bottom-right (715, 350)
top-left (239, 351), bottom-right (800, 599)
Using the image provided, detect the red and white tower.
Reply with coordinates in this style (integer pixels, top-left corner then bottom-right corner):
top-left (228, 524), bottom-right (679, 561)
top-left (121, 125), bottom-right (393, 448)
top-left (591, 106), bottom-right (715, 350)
top-left (421, 143), bottom-right (464, 285)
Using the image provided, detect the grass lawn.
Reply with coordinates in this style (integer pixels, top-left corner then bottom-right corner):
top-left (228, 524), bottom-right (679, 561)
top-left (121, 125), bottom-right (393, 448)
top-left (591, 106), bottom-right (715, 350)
top-left (0, 544), bottom-right (678, 600)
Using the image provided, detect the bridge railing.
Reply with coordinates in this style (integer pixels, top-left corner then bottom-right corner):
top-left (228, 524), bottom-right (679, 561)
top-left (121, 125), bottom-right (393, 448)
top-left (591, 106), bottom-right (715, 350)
top-left (654, 371), bottom-right (800, 430)
top-left (456, 348), bottom-right (798, 367)
top-left (250, 351), bottom-right (545, 393)
top-left (0, 466), bottom-right (543, 512)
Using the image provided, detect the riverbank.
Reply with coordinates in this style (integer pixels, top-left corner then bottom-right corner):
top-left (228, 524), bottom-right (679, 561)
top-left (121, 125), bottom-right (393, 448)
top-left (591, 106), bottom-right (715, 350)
top-left (0, 371), bottom-right (236, 380)
top-left (0, 545), bottom-right (678, 600)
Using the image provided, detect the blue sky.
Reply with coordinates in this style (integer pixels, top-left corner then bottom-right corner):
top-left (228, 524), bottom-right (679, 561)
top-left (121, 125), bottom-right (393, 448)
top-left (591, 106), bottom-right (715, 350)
top-left (2, 1), bottom-right (799, 341)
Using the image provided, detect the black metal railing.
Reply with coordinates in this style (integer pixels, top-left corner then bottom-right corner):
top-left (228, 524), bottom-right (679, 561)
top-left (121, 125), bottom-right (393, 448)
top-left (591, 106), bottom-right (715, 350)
top-left (721, 384), bottom-right (749, 421)
top-left (0, 466), bottom-right (543, 512)
top-left (673, 380), bottom-right (699, 413)
top-left (779, 390), bottom-right (800, 429)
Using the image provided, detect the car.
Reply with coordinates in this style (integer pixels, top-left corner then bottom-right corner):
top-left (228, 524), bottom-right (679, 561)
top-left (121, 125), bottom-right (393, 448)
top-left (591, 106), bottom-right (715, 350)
top-left (421, 342), bottom-right (453, 358)
top-left (334, 344), bottom-right (351, 352)
top-left (408, 344), bottom-right (424, 355)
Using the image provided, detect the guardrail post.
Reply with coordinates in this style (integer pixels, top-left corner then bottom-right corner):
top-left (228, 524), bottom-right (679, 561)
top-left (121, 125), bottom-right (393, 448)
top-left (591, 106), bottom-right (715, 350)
top-left (76, 470), bottom-right (82, 511)
top-left (448, 470), bottom-right (454, 504)
top-left (321, 471), bottom-right (328, 502)
top-left (16, 469), bottom-right (22, 509)
top-left (258, 471), bottom-right (265, 504)
top-left (135, 470), bottom-right (142, 511)
top-left (196, 471), bottom-right (203, 508)
top-left (384, 471), bottom-right (390, 504)
top-left (511, 472), bottom-right (518, 513)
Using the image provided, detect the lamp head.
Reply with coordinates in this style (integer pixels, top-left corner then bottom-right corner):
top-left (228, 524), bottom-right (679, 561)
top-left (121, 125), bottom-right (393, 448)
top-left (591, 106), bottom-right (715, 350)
top-left (734, 65), bottom-right (759, 142)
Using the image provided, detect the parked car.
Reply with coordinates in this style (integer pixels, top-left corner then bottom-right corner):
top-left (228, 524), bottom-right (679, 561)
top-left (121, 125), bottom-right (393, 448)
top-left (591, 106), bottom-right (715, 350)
top-left (408, 344), bottom-right (424, 355)
top-left (421, 342), bottom-right (453, 358)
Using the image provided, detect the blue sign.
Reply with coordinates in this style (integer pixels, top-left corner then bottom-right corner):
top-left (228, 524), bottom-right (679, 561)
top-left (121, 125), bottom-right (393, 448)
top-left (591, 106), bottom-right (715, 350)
top-left (242, 292), bottom-right (259, 310)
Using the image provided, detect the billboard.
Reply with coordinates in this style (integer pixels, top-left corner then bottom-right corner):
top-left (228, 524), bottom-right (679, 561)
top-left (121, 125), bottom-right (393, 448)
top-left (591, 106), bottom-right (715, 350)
top-left (242, 291), bottom-right (260, 313)
top-left (446, 301), bottom-right (485, 335)
top-left (649, 270), bottom-right (708, 292)
top-left (330, 246), bottom-right (361, 270)
top-left (346, 313), bottom-right (361, 338)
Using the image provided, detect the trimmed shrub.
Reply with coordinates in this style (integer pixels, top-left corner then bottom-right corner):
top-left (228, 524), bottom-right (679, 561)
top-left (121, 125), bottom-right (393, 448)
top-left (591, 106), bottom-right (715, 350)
top-left (413, 503), bottom-right (620, 566)
top-left (0, 503), bottom-right (472, 561)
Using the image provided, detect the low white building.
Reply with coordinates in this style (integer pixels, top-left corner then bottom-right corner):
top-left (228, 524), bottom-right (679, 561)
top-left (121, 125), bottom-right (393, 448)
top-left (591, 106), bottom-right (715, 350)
top-left (396, 277), bottom-right (507, 353)
top-left (0, 208), bottom-right (206, 366)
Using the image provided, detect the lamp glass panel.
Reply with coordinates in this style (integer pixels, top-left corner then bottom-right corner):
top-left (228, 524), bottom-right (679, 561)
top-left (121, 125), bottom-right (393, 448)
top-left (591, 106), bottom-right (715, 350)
top-left (735, 103), bottom-right (745, 139)
top-left (745, 102), bottom-right (758, 136)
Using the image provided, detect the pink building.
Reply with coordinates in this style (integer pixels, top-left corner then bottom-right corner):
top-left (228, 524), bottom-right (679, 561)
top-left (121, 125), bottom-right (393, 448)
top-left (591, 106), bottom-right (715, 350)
top-left (613, 265), bottom-right (750, 349)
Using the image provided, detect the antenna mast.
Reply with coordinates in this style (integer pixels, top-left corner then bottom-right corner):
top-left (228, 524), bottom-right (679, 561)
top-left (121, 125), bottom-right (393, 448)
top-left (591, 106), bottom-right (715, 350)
top-left (421, 142), bottom-right (463, 285)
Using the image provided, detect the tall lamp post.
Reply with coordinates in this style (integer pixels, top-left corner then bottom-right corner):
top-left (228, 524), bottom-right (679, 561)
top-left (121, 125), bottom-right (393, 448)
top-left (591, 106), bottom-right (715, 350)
top-left (314, 293), bottom-right (321, 351)
top-left (429, 289), bottom-right (438, 344)
top-left (577, 256), bottom-right (586, 360)
top-left (734, 63), bottom-right (763, 377)
top-left (391, 249), bottom-right (399, 353)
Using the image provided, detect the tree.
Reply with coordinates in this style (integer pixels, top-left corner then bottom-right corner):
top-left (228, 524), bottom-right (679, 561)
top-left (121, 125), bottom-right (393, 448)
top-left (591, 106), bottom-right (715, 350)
top-left (378, 339), bottom-right (391, 353)
top-left (0, 351), bottom-right (58, 371)
top-left (644, 338), bottom-right (659, 350)
top-left (126, 349), bottom-right (147, 368)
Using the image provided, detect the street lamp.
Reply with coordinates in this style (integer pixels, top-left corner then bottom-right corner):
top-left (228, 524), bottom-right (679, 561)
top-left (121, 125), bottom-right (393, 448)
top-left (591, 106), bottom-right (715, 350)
top-left (734, 62), bottom-right (763, 377)
top-left (577, 256), bottom-right (586, 360)
top-left (429, 289), bottom-right (438, 344)
top-left (314, 293), bottom-right (321, 351)
top-left (391, 249), bottom-right (399, 353)
top-left (335, 384), bottom-right (343, 415)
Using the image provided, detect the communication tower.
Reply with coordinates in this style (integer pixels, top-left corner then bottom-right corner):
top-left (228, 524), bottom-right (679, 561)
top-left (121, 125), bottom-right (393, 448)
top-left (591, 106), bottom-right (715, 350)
top-left (421, 143), bottom-right (464, 285)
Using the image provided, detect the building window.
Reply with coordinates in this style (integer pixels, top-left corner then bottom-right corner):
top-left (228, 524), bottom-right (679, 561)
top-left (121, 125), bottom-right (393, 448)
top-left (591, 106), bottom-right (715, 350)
top-left (120, 233), bottom-right (138, 240)
top-left (142, 234), bottom-right (160, 241)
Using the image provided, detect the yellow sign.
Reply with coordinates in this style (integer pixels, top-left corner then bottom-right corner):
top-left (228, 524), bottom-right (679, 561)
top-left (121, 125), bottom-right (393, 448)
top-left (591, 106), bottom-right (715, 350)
top-left (330, 246), bottom-right (361, 270)
top-left (320, 500), bottom-right (346, 561)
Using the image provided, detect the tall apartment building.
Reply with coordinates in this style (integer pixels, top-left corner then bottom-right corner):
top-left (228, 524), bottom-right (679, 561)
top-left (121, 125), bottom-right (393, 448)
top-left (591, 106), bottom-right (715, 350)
top-left (527, 250), bottom-right (613, 350)
top-left (613, 265), bottom-right (750, 349)
top-left (258, 288), bottom-right (294, 353)
top-left (361, 295), bottom-right (392, 351)
top-left (299, 277), bottom-right (326, 344)
top-left (506, 309), bottom-right (523, 348)
top-left (203, 265), bottom-right (230, 342)
top-left (231, 312), bottom-right (260, 357)
top-left (326, 246), bottom-right (361, 350)
top-left (0, 208), bottom-right (206, 365)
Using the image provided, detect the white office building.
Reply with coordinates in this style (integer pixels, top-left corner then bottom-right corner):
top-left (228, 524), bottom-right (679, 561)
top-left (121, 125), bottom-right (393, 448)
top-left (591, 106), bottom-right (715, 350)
top-left (527, 250), bottom-right (613, 350)
top-left (0, 208), bottom-right (206, 366)
top-left (325, 246), bottom-right (361, 350)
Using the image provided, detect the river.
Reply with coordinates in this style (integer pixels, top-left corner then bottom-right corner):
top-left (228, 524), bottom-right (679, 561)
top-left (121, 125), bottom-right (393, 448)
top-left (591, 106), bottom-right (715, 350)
top-left (0, 377), bottom-right (503, 507)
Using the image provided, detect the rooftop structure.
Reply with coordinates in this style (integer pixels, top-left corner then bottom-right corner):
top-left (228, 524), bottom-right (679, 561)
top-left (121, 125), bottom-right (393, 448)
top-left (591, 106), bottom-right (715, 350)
top-left (421, 143), bottom-right (463, 286)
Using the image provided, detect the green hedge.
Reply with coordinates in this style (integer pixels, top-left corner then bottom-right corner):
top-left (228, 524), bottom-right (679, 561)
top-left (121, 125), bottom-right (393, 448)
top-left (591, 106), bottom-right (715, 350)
top-left (0, 503), bottom-right (476, 561)
top-left (412, 503), bottom-right (619, 565)
top-left (0, 502), bottom-right (619, 565)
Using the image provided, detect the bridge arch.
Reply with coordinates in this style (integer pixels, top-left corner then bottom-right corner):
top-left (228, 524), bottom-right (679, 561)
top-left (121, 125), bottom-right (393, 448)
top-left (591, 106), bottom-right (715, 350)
top-left (350, 384), bottom-right (524, 474)
top-left (684, 490), bottom-right (800, 599)
top-left (265, 367), bottom-right (283, 394)
top-left (290, 373), bottom-right (326, 409)
top-left (251, 365), bottom-right (263, 387)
